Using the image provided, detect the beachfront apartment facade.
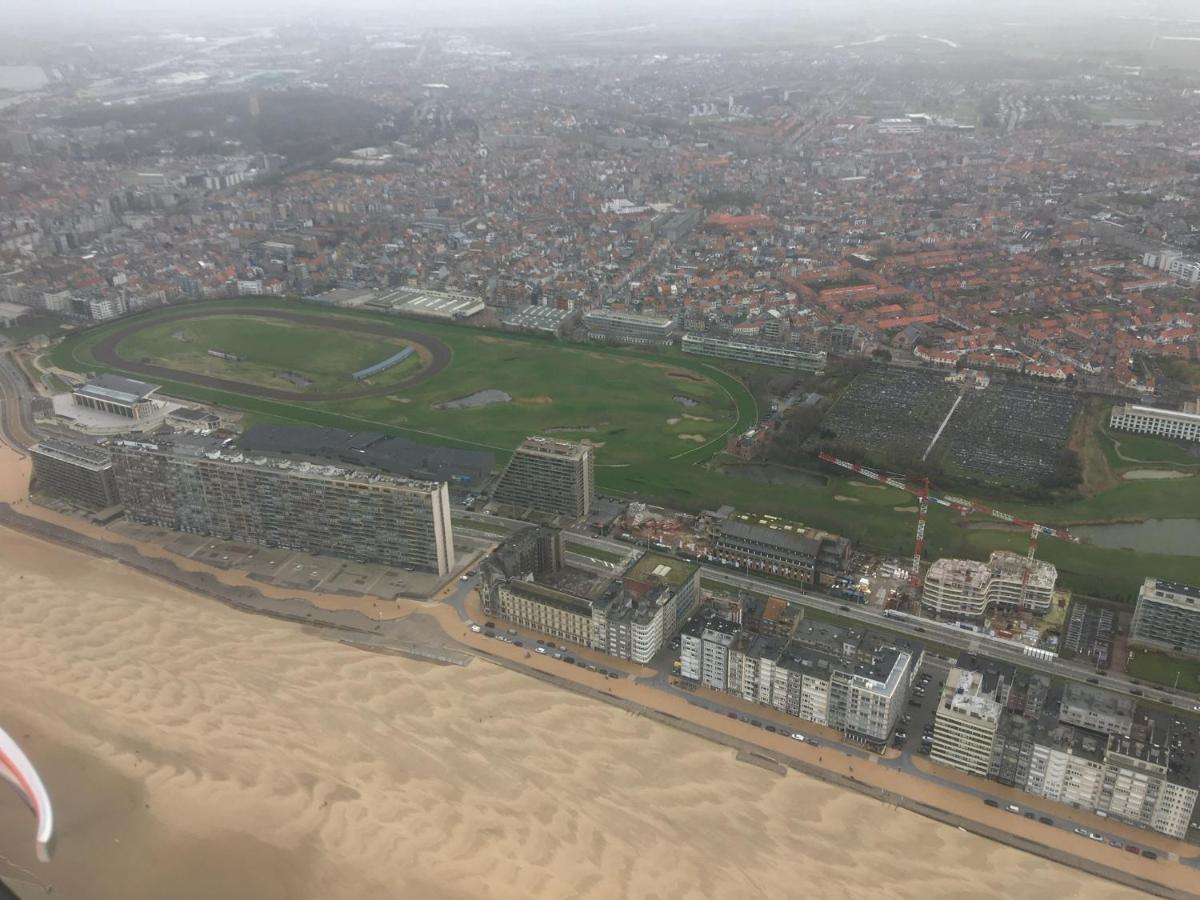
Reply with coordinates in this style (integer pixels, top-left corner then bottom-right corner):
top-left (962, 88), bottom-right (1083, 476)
top-left (1130, 578), bottom-right (1200, 658)
top-left (1108, 402), bottom-right (1200, 443)
top-left (110, 435), bottom-right (455, 574)
top-left (930, 667), bottom-right (1004, 777)
top-left (922, 552), bottom-right (1057, 619)
top-left (933, 656), bottom-right (1199, 839)
top-left (487, 548), bottom-right (700, 665)
top-left (582, 309), bottom-right (677, 346)
top-left (29, 438), bottom-right (119, 509)
top-left (681, 333), bottom-right (827, 373)
top-left (493, 436), bottom-right (594, 518)
top-left (680, 618), bottom-right (921, 747)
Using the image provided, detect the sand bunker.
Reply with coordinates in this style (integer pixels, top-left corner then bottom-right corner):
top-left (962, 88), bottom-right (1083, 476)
top-left (667, 417), bottom-right (681, 425)
top-left (894, 505), bottom-right (919, 512)
top-left (834, 495), bottom-right (861, 503)
top-left (1121, 469), bottom-right (1190, 480)
top-left (516, 395), bottom-right (554, 405)
top-left (677, 434), bottom-right (707, 443)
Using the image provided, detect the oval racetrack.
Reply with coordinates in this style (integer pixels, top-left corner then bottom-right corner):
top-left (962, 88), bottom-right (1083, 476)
top-left (90, 306), bottom-right (451, 402)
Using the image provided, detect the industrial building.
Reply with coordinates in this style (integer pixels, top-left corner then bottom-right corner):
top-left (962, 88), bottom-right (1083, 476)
top-left (29, 438), bottom-right (119, 509)
top-left (932, 654), bottom-right (1199, 839)
top-left (713, 514), bottom-right (850, 584)
top-left (483, 536), bottom-right (699, 665)
top-left (364, 286), bottom-right (485, 321)
top-left (493, 436), bottom-right (594, 518)
top-left (582, 309), bottom-right (677, 346)
top-left (681, 333), bottom-right (827, 373)
top-left (921, 552), bottom-right (1057, 619)
top-left (680, 617), bottom-right (922, 748)
top-left (1130, 578), bottom-right (1200, 658)
top-left (499, 305), bottom-right (577, 337)
top-left (110, 434), bottom-right (455, 575)
top-left (1109, 402), bottom-right (1200, 443)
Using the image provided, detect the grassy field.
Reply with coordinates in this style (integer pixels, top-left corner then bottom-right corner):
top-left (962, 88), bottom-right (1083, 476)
top-left (51, 298), bottom-right (1200, 599)
top-left (56, 298), bottom-right (749, 471)
top-left (1, 314), bottom-right (75, 344)
top-left (1125, 649), bottom-right (1200, 694)
top-left (119, 315), bottom-right (425, 393)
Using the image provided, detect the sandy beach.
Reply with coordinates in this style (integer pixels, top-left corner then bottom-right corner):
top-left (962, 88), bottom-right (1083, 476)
top-left (0, 524), bottom-right (1150, 900)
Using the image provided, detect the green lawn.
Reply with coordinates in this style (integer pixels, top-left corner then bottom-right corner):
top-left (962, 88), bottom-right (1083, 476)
top-left (52, 298), bottom-right (1200, 600)
top-left (118, 315), bottom-right (424, 393)
top-left (56, 298), bottom-right (749, 469)
top-left (1101, 429), bottom-right (1200, 469)
top-left (1125, 649), bottom-right (1200, 694)
top-left (0, 314), bottom-right (74, 344)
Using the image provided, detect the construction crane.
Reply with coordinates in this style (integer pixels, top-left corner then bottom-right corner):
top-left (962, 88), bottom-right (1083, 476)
top-left (817, 453), bottom-right (1079, 590)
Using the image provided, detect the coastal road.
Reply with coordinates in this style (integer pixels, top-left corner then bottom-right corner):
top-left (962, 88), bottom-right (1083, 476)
top-left (0, 350), bottom-right (39, 452)
top-left (557, 527), bottom-right (1196, 710)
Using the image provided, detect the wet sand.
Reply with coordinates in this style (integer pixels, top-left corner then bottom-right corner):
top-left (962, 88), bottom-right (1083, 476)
top-left (0, 527), bottom-right (1147, 900)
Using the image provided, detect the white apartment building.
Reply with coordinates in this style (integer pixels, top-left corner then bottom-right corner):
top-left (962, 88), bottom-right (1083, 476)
top-left (930, 667), bottom-right (1004, 777)
top-left (922, 551), bottom-right (1057, 618)
top-left (1109, 402), bottom-right (1200, 444)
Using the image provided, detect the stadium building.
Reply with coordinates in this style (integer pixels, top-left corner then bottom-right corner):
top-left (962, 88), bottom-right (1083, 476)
top-left (582, 309), bottom-right (677, 346)
top-left (682, 333), bottom-right (826, 373)
top-left (110, 434), bottom-right (454, 574)
top-left (71, 374), bottom-right (162, 421)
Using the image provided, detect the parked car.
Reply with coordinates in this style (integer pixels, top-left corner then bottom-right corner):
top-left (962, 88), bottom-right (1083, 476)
top-left (984, 799), bottom-right (1000, 808)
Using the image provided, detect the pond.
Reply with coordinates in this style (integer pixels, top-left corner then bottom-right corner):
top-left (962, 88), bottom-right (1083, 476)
top-left (1073, 519), bottom-right (1200, 557)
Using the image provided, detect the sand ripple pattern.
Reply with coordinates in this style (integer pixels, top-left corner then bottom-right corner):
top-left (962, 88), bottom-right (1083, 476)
top-left (0, 533), bottom-right (1140, 900)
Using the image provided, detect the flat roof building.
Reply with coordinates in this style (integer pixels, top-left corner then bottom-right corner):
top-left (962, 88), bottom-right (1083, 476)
top-left (941, 654), bottom-right (1199, 839)
top-left (1109, 403), bottom-right (1200, 444)
top-left (494, 436), bottom-right (594, 518)
top-left (486, 537), bottom-right (699, 665)
top-left (1130, 578), bottom-right (1200, 658)
top-left (582, 309), bottom-right (677, 346)
top-left (714, 514), bottom-right (850, 584)
top-left (682, 333), bottom-right (826, 373)
top-left (931, 667), bottom-right (1004, 776)
top-left (110, 434), bottom-right (454, 575)
top-left (684, 616), bottom-right (922, 747)
top-left (29, 438), bottom-right (118, 509)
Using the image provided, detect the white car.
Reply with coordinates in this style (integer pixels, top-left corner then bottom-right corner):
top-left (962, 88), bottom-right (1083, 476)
top-left (535, 646), bottom-right (547, 654)
top-left (470, 624), bottom-right (482, 633)
top-left (790, 733), bottom-right (806, 743)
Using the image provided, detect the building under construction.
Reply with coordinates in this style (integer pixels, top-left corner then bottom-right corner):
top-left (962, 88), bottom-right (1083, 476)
top-left (922, 552), bottom-right (1057, 619)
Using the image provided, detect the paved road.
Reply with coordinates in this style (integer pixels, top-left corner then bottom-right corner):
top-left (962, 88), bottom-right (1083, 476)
top-left (87, 306), bottom-right (452, 401)
top-left (0, 350), bottom-right (39, 451)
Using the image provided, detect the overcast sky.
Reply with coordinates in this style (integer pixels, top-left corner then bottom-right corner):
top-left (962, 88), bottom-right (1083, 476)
top-left (5, 0), bottom-right (1200, 35)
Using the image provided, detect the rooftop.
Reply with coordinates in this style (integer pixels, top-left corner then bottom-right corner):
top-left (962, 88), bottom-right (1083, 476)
top-left (31, 438), bottom-right (111, 470)
top-left (625, 551), bottom-right (699, 588)
top-left (75, 373), bottom-right (161, 405)
top-left (112, 432), bottom-right (444, 492)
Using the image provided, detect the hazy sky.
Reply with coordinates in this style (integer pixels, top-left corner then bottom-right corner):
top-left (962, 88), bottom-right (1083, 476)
top-left (4, 0), bottom-right (1200, 35)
